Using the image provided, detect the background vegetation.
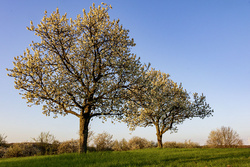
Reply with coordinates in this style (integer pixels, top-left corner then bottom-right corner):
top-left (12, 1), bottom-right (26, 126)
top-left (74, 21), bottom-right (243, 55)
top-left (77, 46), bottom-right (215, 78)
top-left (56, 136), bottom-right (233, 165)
top-left (207, 126), bottom-right (243, 148)
top-left (0, 126), bottom-right (245, 159)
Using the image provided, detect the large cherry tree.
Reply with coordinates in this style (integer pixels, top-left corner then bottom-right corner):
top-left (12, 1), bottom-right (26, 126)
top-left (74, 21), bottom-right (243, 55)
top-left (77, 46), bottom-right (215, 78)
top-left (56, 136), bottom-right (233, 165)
top-left (7, 3), bottom-right (147, 153)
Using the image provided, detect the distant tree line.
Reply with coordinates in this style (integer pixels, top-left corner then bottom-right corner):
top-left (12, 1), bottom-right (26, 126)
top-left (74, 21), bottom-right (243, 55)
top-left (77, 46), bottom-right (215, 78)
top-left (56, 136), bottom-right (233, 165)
top-left (0, 127), bottom-right (244, 158)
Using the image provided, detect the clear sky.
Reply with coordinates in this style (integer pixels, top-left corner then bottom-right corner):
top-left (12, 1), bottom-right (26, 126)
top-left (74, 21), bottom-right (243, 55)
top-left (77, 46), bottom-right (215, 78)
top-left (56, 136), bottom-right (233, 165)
top-left (0, 0), bottom-right (249, 145)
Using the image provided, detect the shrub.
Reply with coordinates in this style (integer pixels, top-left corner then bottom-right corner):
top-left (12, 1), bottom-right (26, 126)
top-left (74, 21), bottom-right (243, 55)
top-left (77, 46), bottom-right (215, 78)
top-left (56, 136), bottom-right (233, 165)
top-left (207, 126), bottom-right (243, 148)
top-left (163, 141), bottom-right (178, 148)
top-left (93, 132), bottom-right (113, 151)
top-left (49, 141), bottom-right (60, 155)
top-left (112, 140), bottom-right (120, 151)
top-left (0, 147), bottom-right (7, 158)
top-left (163, 140), bottom-right (200, 148)
top-left (3, 144), bottom-right (23, 158)
top-left (32, 132), bottom-right (56, 144)
top-left (183, 140), bottom-right (200, 148)
top-left (21, 143), bottom-right (41, 156)
top-left (112, 138), bottom-right (129, 151)
top-left (128, 136), bottom-right (153, 150)
top-left (58, 139), bottom-right (79, 154)
top-left (32, 132), bottom-right (59, 155)
top-left (3, 143), bottom-right (40, 158)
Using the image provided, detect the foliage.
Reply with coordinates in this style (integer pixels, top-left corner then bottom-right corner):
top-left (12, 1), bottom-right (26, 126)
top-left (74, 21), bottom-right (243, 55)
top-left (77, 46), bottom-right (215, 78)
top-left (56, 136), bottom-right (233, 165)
top-left (93, 132), bottom-right (114, 151)
top-left (163, 140), bottom-right (200, 148)
top-left (206, 126), bottom-right (243, 148)
top-left (0, 134), bottom-right (7, 147)
top-left (32, 132), bottom-right (59, 155)
top-left (6, 3), bottom-right (148, 153)
top-left (124, 69), bottom-right (213, 148)
top-left (3, 144), bottom-right (23, 158)
top-left (32, 132), bottom-right (56, 144)
top-left (112, 138), bottom-right (129, 151)
top-left (0, 147), bottom-right (7, 158)
top-left (57, 139), bottom-right (79, 154)
top-left (163, 141), bottom-right (179, 148)
top-left (127, 136), bottom-right (154, 150)
top-left (3, 143), bottom-right (40, 158)
top-left (1, 148), bottom-right (249, 166)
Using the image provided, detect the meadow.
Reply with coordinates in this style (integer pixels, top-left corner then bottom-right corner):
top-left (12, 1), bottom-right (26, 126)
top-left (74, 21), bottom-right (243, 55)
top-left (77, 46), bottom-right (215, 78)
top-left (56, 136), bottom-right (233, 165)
top-left (0, 148), bottom-right (249, 167)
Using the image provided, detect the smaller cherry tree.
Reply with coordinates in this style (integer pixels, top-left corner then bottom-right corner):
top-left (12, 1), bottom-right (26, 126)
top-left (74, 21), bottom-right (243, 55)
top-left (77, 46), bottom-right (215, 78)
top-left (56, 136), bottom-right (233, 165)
top-left (124, 69), bottom-right (214, 148)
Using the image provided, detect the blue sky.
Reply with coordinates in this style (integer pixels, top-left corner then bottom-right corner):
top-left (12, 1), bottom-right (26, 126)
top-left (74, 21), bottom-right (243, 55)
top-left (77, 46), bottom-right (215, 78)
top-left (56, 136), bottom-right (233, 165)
top-left (0, 0), bottom-right (249, 145)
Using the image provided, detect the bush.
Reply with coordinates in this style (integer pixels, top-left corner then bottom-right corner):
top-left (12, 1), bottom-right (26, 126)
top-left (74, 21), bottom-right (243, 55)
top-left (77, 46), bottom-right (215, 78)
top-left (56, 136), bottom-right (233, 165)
top-left (207, 126), bottom-right (243, 148)
top-left (93, 132), bottom-right (113, 151)
top-left (112, 140), bottom-right (120, 151)
top-left (0, 147), bottom-right (7, 158)
top-left (4, 144), bottom-right (23, 158)
top-left (58, 139), bottom-right (79, 154)
top-left (163, 140), bottom-right (200, 148)
top-left (22, 143), bottom-right (41, 156)
top-left (32, 132), bottom-right (59, 155)
top-left (183, 140), bottom-right (200, 148)
top-left (163, 141), bottom-right (179, 148)
top-left (128, 136), bottom-right (153, 150)
top-left (112, 138), bottom-right (129, 151)
top-left (49, 141), bottom-right (60, 155)
top-left (3, 143), bottom-right (40, 158)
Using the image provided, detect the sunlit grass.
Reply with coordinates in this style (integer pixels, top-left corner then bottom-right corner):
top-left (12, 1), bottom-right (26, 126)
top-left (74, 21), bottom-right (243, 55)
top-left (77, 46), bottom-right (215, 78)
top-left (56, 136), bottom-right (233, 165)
top-left (0, 148), bottom-right (249, 167)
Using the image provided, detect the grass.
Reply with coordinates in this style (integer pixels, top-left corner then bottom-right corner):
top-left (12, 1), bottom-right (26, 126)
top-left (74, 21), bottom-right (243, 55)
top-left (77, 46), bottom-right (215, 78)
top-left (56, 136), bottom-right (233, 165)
top-left (0, 148), bottom-right (249, 167)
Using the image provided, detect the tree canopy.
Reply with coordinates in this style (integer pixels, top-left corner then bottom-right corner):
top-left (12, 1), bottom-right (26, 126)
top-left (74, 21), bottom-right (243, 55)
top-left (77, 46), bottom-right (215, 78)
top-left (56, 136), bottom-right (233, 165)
top-left (124, 69), bottom-right (214, 148)
top-left (7, 3), bottom-right (147, 153)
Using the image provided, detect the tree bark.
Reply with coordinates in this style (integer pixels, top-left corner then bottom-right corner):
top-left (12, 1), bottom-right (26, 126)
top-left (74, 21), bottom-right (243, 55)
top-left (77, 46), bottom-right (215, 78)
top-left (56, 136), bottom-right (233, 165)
top-left (155, 124), bottom-right (163, 148)
top-left (157, 133), bottom-right (163, 148)
top-left (79, 110), bottom-right (90, 153)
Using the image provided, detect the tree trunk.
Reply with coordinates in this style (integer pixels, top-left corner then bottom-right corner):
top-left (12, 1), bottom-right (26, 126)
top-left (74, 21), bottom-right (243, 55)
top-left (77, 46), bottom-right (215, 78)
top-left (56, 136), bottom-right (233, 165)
top-left (155, 124), bottom-right (163, 148)
top-left (157, 133), bottom-right (163, 148)
top-left (79, 113), bottom-right (90, 153)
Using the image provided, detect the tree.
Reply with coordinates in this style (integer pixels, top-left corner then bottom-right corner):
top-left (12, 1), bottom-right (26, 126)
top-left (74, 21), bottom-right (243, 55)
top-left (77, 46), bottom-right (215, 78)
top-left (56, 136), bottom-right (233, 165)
top-left (124, 69), bottom-right (213, 148)
top-left (206, 126), bottom-right (243, 147)
top-left (0, 134), bottom-right (7, 146)
top-left (6, 3), bottom-right (147, 153)
top-left (93, 132), bottom-right (113, 151)
top-left (32, 132), bottom-right (56, 144)
top-left (32, 132), bottom-right (58, 155)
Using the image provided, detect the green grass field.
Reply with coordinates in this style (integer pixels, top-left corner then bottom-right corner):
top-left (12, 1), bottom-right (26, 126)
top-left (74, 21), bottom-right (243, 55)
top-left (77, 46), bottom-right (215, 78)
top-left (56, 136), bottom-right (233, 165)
top-left (0, 148), bottom-right (249, 167)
